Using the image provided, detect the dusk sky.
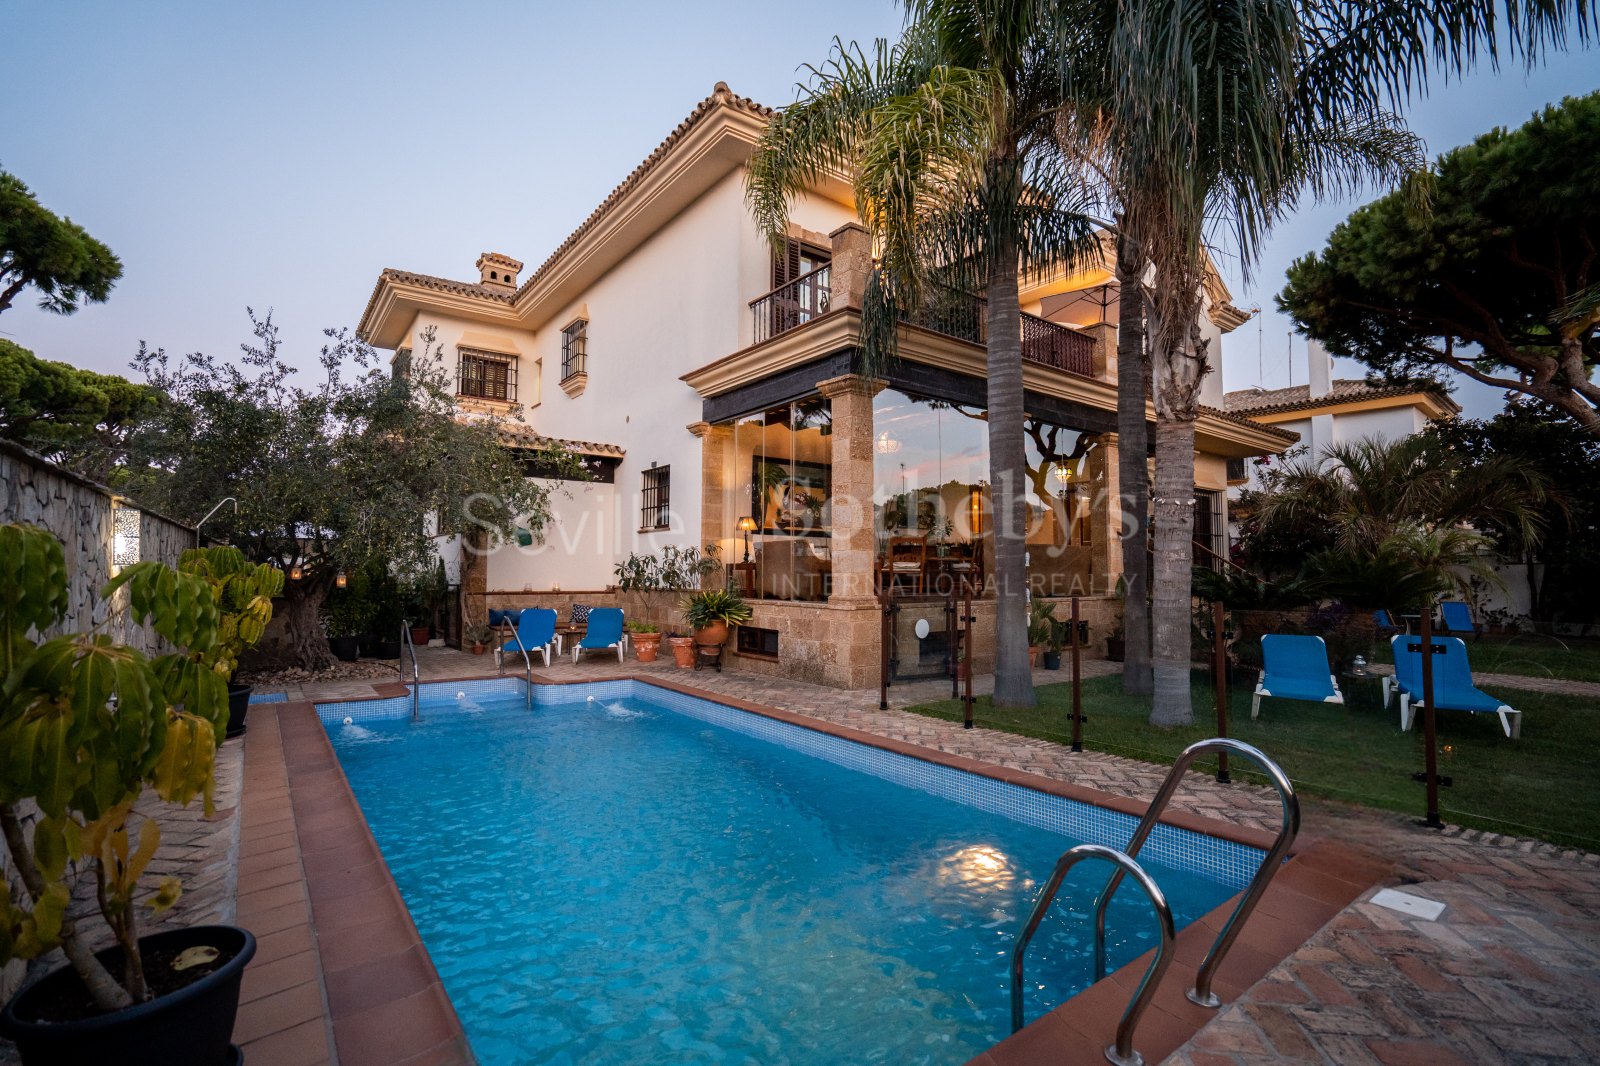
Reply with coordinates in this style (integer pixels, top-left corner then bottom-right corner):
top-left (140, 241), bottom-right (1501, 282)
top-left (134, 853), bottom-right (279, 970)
top-left (2, 1), bottom-right (1594, 420)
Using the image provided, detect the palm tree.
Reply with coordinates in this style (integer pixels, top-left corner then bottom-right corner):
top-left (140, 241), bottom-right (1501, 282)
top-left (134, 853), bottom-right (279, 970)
top-left (747, 3), bottom-right (1101, 707)
top-left (1253, 434), bottom-right (1557, 557)
top-left (1058, 0), bottom-right (1592, 724)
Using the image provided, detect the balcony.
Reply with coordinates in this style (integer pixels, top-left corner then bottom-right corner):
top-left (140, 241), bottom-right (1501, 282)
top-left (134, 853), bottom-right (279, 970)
top-left (750, 271), bottom-right (1094, 376)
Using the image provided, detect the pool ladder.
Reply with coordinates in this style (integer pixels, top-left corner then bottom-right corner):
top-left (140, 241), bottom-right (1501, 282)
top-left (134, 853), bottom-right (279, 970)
top-left (400, 620), bottom-right (420, 721)
top-left (495, 623), bottom-right (535, 711)
top-left (1010, 739), bottom-right (1300, 1066)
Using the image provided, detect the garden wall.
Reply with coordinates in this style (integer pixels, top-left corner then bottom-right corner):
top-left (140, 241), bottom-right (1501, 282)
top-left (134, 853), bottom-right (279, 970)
top-left (0, 441), bottom-right (199, 1004)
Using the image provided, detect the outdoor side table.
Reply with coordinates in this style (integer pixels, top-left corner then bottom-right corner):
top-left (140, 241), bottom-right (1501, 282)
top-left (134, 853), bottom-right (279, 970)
top-left (1340, 670), bottom-right (1384, 708)
top-left (694, 642), bottom-right (724, 673)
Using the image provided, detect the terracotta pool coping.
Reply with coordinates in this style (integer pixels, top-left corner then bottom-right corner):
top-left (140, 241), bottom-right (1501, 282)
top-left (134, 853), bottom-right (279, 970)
top-left (273, 700), bottom-right (476, 1066)
top-left (283, 670), bottom-right (1389, 1066)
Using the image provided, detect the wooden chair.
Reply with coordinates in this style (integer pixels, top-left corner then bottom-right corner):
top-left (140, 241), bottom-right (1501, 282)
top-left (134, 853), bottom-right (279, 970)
top-left (883, 535), bottom-right (927, 595)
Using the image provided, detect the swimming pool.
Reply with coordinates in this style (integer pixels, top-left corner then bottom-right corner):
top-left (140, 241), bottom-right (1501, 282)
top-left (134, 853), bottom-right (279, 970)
top-left (321, 681), bottom-right (1254, 1066)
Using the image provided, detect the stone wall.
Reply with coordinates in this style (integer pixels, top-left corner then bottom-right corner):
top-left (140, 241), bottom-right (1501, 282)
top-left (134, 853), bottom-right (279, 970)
top-left (0, 443), bottom-right (201, 1003)
top-left (0, 439), bottom-right (198, 655)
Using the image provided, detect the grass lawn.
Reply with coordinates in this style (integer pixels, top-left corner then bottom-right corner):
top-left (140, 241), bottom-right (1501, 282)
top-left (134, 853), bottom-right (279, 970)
top-left (1372, 632), bottom-right (1600, 684)
top-left (904, 673), bottom-right (1600, 850)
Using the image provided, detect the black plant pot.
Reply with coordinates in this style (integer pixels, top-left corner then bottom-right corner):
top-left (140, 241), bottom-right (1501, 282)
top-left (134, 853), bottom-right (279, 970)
top-left (225, 684), bottom-right (251, 738)
top-left (329, 635), bottom-right (361, 662)
top-left (1105, 637), bottom-right (1126, 662)
top-left (0, 924), bottom-right (256, 1066)
top-left (375, 641), bottom-right (401, 660)
top-left (1043, 651), bottom-right (1062, 670)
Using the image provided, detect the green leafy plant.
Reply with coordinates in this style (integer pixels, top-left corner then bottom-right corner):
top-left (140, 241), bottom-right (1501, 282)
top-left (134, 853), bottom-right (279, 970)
top-left (0, 523), bottom-right (227, 1011)
top-left (179, 545), bottom-right (285, 678)
top-left (624, 621), bottom-right (659, 634)
top-left (1191, 565), bottom-right (1323, 610)
top-left (616, 544), bottom-right (723, 621)
top-left (1028, 597), bottom-right (1057, 648)
top-left (465, 624), bottom-right (495, 648)
top-left (682, 589), bottom-right (753, 631)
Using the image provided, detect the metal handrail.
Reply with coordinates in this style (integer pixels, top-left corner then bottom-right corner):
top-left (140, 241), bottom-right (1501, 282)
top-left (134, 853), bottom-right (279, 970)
top-left (399, 620), bottom-right (420, 721)
top-left (1091, 738), bottom-right (1300, 1008)
top-left (495, 621), bottom-right (534, 711)
top-left (1011, 843), bottom-right (1176, 1066)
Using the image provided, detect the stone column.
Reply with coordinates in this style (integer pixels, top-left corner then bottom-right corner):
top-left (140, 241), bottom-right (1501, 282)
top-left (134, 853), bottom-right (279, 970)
top-left (829, 222), bottom-right (872, 310)
top-left (687, 421), bottom-right (732, 558)
top-left (1088, 433), bottom-right (1124, 595)
top-left (817, 373), bottom-right (883, 608)
top-left (1082, 321), bottom-right (1117, 383)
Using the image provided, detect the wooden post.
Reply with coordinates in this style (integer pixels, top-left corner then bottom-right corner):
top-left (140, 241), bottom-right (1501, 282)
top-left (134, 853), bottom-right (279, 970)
top-left (963, 587), bottom-right (974, 729)
top-left (1070, 596), bottom-right (1083, 752)
top-left (1213, 599), bottom-right (1230, 783)
top-left (1420, 604), bottom-right (1441, 827)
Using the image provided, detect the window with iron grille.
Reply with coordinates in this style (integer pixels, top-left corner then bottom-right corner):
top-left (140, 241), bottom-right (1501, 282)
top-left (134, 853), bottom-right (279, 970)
top-left (640, 466), bottom-right (670, 530)
top-left (457, 349), bottom-right (516, 402)
top-left (562, 320), bottom-right (587, 381)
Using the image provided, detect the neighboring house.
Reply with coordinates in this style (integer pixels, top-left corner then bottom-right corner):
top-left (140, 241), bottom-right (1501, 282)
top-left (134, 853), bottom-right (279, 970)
top-left (356, 82), bottom-right (1295, 689)
top-left (1223, 341), bottom-right (1460, 493)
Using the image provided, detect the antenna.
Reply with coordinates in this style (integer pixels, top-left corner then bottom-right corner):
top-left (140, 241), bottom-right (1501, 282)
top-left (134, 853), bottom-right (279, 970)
top-left (1249, 307), bottom-right (1263, 386)
top-left (1287, 331), bottom-right (1293, 387)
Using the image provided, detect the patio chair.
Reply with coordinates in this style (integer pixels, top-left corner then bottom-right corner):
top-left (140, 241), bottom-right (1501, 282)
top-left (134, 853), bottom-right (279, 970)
top-left (572, 607), bottom-right (626, 664)
top-left (502, 608), bottom-right (560, 667)
top-left (1439, 601), bottom-right (1480, 641)
top-left (1373, 610), bottom-right (1402, 637)
top-left (1252, 634), bottom-right (1345, 719)
top-left (881, 536), bottom-right (926, 595)
top-left (1385, 635), bottom-right (1521, 739)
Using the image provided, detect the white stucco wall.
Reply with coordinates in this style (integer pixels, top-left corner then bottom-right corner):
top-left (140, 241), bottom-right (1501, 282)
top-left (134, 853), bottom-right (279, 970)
top-left (408, 169), bottom-right (854, 593)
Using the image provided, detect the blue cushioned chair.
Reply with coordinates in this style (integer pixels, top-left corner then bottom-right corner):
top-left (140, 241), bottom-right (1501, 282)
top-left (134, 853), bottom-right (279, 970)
top-left (1373, 610), bottom-right (1402, 637)
top-left (572, 608), bottom-right (626, 664)
top-left (1385, 635), bottom-right (1521, 738)
top-left (502, 608), bottom-right (560, 667)
top-left (1439, 601), bottom-right (1479, 641)
top-left (1252, 634), bottom-right (1344, 719)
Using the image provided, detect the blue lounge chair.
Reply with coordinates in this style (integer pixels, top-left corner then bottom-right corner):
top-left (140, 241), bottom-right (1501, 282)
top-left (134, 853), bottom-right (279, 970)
top-left (1439, 601), bottom-right (1479, 640)
top-left (572, 608), bottom-right (626, 664)
top-left (1373, 610), bottom-right (1402, 637)
top-left (1385, 635), bottom-right (1521, 739)
top-left (1252, 635), bottom-right (1344, 719)
top-left (502, 608), bottom-right (560, 667)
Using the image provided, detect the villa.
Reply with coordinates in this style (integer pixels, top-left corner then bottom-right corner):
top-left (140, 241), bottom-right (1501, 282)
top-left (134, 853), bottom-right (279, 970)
top-left (356, 82), bottom-right (1295, 689)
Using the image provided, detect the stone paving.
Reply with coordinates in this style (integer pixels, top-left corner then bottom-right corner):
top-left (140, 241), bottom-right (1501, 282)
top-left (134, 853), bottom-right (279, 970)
top-left (1364, 661), bottom-right (1600, 699)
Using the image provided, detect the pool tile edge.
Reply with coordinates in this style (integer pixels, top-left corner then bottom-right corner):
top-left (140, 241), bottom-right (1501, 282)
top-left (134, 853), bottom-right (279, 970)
top-left (276, 700), bottom-right (478, 1066)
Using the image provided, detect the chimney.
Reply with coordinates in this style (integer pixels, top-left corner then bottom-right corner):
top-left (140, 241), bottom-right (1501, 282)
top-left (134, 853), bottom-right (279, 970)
top-left (1307, 338), bottom-right (1333, 399)
top-left (476, 252), bottom-right (523, 292)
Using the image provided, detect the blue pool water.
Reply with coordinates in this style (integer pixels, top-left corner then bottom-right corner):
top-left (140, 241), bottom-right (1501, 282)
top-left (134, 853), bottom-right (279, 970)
top-left (328, 689), bottom-right (1240, 1065)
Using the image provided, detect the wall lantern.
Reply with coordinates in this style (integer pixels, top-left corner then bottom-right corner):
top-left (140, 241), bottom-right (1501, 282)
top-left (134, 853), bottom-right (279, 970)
top-left (112, 508), bottom-right (141, 568)
top-left (289, 565), bottom-right (303, 581)
top-left (336, 572), bottom-right (347, 588)
top-left (874, 432), bottom-right (900, 454)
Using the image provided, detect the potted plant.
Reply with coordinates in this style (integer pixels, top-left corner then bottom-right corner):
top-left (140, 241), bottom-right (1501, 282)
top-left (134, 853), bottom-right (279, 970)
top-left (667, 632), bottom-right (697, 669)
top-left (627, 621), bottom-right (662, 662)
top-left (0, 523), bottom-right (256, 1066)
top-left (466, 624), bottom-right (494, 654)
top-left (1027, 598), bottom-right (1056, 669)
top-left (1043, 622), bottom-right (1063, 671)
top-left (1105, 619), bottom-right (1126, 662)
top-left (682, 589), bottom-right (753, 647)
top-left (953, 645), bottom-right (969, 681)
top-left (928, 516), bottom-right (955, 558)
top-left (365, 559), bottom-right (403, 659)
top-left (179, 546), bottom-right (286, 738)
top-left (324, 567), bottom-right (373, 663)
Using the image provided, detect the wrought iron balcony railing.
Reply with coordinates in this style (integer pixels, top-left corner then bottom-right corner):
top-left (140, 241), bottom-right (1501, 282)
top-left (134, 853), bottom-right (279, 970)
top-left (751, 265), bottom-right (832, 345)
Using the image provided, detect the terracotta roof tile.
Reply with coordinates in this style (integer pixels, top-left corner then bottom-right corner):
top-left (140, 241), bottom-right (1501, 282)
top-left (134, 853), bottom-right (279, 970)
top-left (498, 424), bottom-right (625, 459)
top-left (1223, 379), bottom-right (1459, 417)
top-left (514, 83), bottom-right (772, 297)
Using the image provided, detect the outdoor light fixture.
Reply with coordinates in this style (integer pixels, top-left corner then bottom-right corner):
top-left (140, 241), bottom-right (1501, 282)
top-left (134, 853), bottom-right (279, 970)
top-left (290, 566), bottom-right (303, 581)
top-left (336, 572), bottom-right (347, 588)
top-left (112, 508), bottom-right (141, 569)
top-left (551, 582), bottom-right (560, 593)
top-left (874, 431), bottom-right (900, 453)
top-left (737, 516), bottom-right (757, 562)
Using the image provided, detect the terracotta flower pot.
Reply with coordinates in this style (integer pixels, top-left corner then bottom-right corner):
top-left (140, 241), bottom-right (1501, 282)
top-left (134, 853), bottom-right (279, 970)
top-left (633, 633), bottom-right (662, 662)
top-left (472, 644), bottom-right (485, 655)
top-left (692, 621), bottom-right (730, 646)
top-left (669, 637), bottom-right (696, 669)
top-left (410, 627), bottom-right (429, 646)
top-left (1029, 645), bottom-right (1041, 668)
